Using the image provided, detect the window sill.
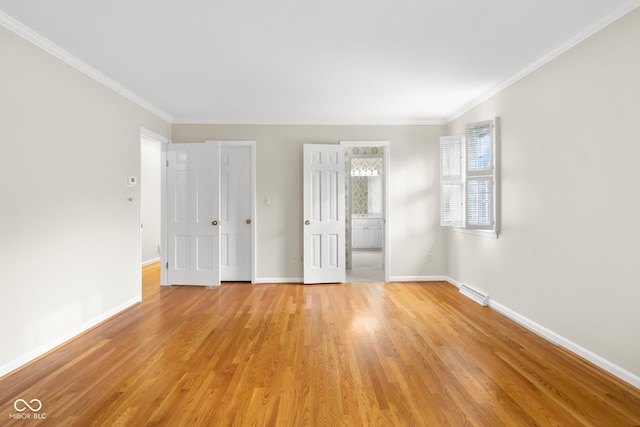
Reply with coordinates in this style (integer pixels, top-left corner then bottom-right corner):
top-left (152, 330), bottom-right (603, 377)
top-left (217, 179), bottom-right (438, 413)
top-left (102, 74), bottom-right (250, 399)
top-left (453, 228), bottom-right (499, 239)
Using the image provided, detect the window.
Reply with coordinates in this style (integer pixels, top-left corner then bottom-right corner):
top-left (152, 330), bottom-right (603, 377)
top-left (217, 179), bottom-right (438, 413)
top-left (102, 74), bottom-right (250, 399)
top-left (440, 118), bottom-right (499, 235)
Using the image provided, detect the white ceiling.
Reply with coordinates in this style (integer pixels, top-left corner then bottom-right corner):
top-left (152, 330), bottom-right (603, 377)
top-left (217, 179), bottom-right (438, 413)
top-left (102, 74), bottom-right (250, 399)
top-left (1, 0), bottom-right (638, 124)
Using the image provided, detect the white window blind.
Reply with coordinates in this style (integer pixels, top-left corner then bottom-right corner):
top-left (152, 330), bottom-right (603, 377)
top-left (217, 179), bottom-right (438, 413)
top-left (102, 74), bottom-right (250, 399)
top-left (465, 119), bottom-right (495, 230)
top-left (466, 177), bottom-right (493, 227)
top-left (466, 120), bottom-right (493, 175)
top-left (442, 183), bottom-right (463, 226)
top-left (440, 135), bottom-right (463, 227)
top-left (440, 118), bottom-right (499, 235)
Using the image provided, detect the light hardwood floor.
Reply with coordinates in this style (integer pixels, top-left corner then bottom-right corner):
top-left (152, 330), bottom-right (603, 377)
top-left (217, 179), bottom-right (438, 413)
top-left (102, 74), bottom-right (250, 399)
top-left (1, 263), bottom-right (639, 426)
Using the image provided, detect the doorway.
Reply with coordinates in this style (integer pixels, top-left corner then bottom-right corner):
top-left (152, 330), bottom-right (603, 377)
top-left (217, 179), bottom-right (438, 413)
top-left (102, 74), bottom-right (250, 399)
top-left (139, 128), bottom-right (169, 297)
top-left (340, 141), bottom-right (390, 283)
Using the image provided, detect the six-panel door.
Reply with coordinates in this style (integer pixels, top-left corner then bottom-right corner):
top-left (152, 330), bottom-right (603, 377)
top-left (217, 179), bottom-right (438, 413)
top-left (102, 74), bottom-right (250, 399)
top-left (303, 144), bottom-right (346, 284)
top-left (166, 143), bottom-right (220, 286)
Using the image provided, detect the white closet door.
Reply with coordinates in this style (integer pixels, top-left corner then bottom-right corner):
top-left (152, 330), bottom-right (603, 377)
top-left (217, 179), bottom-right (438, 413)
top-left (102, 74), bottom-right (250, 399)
top-left (166, 143), bottom-right (220, 286)
top-left (219, 145), bottom-right (252, 281)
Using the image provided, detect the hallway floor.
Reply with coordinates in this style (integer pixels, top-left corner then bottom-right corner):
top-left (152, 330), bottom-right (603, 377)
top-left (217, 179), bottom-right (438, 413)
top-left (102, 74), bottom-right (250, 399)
top-left (346, 250), bottom-right (384, 282)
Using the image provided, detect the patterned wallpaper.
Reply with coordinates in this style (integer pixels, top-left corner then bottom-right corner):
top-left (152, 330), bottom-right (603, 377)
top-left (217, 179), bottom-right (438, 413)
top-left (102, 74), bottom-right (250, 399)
top-left (351, 157), bottom-right (383, 175)
top-left (351, 177), bottom-right (368, 214)
top-left (345, 146), bottom-right (384, 155)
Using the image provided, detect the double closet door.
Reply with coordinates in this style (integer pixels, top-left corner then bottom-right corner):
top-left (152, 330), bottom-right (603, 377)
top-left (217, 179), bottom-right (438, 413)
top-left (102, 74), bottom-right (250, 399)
top-left (166, 141), bottom-right (254, 286)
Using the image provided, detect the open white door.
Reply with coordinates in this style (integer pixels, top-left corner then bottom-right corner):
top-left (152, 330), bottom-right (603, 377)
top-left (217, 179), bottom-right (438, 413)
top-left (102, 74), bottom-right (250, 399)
top-left (303, 144), bottom-right (346, 284)
top-left (166, 142), bottom-right (220, 286)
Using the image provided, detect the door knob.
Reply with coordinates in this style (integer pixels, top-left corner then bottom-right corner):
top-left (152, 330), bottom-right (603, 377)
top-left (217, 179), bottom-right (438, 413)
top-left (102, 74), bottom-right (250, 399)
top-left (246, 219), bottom-right (252, 225)
top-left (304, 220), bottom-right (310, 225)
top-left (211, 220), bottom-right (218, 226)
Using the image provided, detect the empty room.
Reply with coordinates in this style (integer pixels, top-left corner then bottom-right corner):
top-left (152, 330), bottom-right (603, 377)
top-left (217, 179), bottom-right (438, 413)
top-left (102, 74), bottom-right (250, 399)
top-left (1, 1), bottom-right (640, 425)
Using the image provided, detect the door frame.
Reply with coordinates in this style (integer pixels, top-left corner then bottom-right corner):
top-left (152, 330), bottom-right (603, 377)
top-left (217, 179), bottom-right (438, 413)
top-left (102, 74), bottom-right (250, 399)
top-left (208, 140), bottom-right (257, 284)
top-left (340, 140), bottom-right (390, 282)
top-left (139, 127), bottom-right (170, 290)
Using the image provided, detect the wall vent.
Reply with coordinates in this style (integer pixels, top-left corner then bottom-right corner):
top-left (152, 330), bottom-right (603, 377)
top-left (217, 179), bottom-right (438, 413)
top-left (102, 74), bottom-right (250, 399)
top-left (460, 284), bottom-right (490, 306)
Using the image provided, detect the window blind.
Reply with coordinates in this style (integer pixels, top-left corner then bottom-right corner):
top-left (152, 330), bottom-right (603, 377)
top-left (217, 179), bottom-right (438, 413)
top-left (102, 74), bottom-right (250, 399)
top-left (465, 119), bottom-right (495, 230)
top-left (466, 120), bottom-right (493, 176)
top-left (440, 135), bottom-right (463, 227)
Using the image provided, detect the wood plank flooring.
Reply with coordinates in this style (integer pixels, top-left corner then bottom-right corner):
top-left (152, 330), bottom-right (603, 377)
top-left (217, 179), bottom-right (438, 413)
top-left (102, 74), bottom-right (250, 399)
top-left (1, 263), bottom-right (639, 426)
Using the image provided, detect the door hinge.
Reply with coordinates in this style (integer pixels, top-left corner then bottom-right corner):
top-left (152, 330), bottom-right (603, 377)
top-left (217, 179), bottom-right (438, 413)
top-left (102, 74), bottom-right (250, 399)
top-left (166, 160), bottom-right (169, 167)
top-left (166, 262), bottom-right (169, 269)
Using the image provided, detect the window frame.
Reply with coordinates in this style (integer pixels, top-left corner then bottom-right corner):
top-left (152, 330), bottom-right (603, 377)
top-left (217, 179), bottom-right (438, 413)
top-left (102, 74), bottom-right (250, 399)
top-left (440, 117), bottom-right (499, 237)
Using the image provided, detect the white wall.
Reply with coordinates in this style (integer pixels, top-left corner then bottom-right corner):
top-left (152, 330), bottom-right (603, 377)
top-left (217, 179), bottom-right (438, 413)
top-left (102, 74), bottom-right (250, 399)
top-left (0, 25), bottom-right (170, 375)
top-left (140, 137), bottom-right (162, 265)
top-left (171, 124), bottom-right (447, 281)
top-left (445, 8), bottom-right (640, 379)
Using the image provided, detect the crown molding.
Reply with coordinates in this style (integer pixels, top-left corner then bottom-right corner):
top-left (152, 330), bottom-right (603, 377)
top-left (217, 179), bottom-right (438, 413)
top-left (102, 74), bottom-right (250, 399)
top-left (171, 117), bottom-right (447, 126)
top-left (0, 11), bottom-right (173, 123)
top-left (445, 0), bottom-right (640, 124)
top-left (5, 0), bottom-right (637, 128)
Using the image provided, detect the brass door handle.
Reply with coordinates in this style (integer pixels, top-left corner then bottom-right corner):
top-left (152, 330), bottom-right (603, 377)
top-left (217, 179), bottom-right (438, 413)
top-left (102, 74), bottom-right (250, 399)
top-left (211, 220), bottom-right (218, 226)
top-left (304, 220), bottom-right (310, 225)
top-left (246, 219), bottom-right (251, 225)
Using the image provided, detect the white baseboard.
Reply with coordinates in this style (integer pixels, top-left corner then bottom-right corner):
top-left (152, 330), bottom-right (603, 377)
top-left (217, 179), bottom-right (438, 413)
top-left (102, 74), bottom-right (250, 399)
top-left (489, 300), bottom-right (640, 390)
top-left (0, 297), bottom-right (140, 379)
top-left (445, 276), bottom-right (462, 288)
top-left (389, 275), bottom-right (451, 282)
top-left (443, 278), bottom-right (640, 390)
top-left (255, 276), bottom-right (453, 284)
top-left (255, 277), bottom-right (303, 284)
top-left (141, 257), bottom-right (160, 267)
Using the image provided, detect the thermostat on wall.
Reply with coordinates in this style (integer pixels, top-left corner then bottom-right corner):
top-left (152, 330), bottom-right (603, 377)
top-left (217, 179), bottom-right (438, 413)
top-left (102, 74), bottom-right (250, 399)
top-left (126, 175), bottom-right (137, 186)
